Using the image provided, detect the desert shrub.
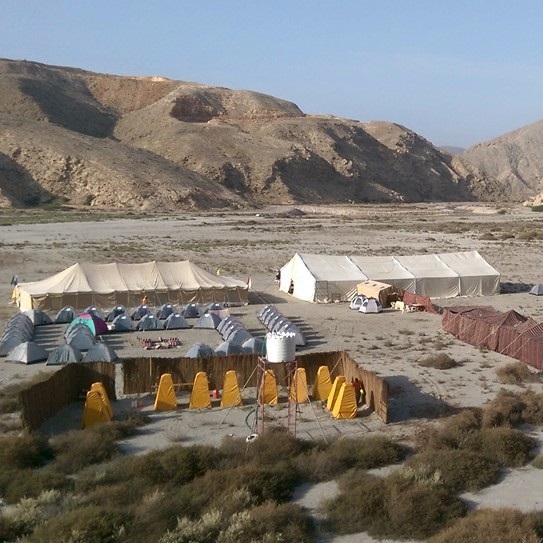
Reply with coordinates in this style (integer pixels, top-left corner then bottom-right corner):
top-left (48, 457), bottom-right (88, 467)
top-left (51, 427), bottom-right (120, 474)
top-left (0, 433), bottom-right (53, 470)
top-left (415, 409), bottom-right (482, 451)
top-left (531, 205), bottom-right (543, 212)
top-left (384, 473), bottom-right (468, 540)
top-left (519, 390), bottom-right (543, 426)
top-left (324, 471), bottom-right (388, 535)
top-left (474, 427), bottom-right (536, 467)
top-left (531, 454), bottom-right (543, 469)
top-left (517, 230), bottom-right (537, 240)
top-left (26, 505), bottom-right (128, 543)
top-left (428, 508), bottom-right (543, 543)
top-left (295, 435), bottom-right (407, 481)
top-left (481, 390), bottom-right (526, 428)
top-left (479, 232), bottom-right (495, 240)
top-left (496, 362), bottom-right (540, 384)
top-left (325, 469), bottom-right (467, 540)
top-left (0, 513), bottom-right (24, 542)
top-left (0, 466), bottom-right (72, 504)
top-left (419, 353), bottom-right (459, 369)
top-left (404, 449), bottom-right (500, 493)
top-left (124, 444), bottom-right (217, 487)
top-left (499, 232), bottom-right (515, 240)
top-left (240, 502), bottom-right (315, 543)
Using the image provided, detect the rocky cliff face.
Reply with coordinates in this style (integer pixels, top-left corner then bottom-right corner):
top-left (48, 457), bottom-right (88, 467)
top-left (0, 58), bottom-right (504, 210)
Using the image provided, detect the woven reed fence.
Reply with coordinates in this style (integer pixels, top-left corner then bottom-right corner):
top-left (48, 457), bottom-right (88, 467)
top-left (19, 362), bottom-right (116, 431)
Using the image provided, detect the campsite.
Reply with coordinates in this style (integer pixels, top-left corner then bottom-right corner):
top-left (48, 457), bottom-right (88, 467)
top-left (2, 202), bottom-right (543, 543)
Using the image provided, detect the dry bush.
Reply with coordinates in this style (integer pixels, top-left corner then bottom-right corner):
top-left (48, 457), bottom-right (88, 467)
top-left (519, 390), bottom-right (543, 426)
top-left (479, 232), bottom-right (496, 240)
top-left (418, 353), bottom-right (459, 369)
top-left (295, 435), bottom-right (406, 482)
top-left (403, 449), bottom-right (500, 493)
top-left (496, 362), bottom-right (540, 384)
top-left (0, 433), bottom-right (52, 470)
top-left (415, 409), bottom-right (482, 451)
top-left (428, 508), bottom-right (543, 543)
top-left (325, 469), bottom-right (467, 540)
top-left (25, 505), bottom-right (128, 543)
top-left (481, 390), bottom-right (526, 428)
top-left (531, 454), bottom-right (543, 469)
top-left (474, 427), bottom-right (536, 467)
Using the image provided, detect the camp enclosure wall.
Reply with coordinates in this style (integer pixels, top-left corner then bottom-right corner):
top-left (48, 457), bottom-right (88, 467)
top-left (15, 261), bottom-right (249, 311)
top-left (280, 251), bottom-right (500, 303)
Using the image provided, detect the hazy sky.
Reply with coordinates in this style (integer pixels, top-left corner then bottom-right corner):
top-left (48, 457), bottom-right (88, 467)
top-left (2, 0), bottom-right (543, 147)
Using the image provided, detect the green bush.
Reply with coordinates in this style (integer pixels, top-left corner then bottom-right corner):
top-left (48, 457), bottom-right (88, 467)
top-left (429, 508), bottom-right (543, 542)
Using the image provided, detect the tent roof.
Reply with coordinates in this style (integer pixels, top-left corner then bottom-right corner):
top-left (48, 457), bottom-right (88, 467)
top-left (349, 256), bottom-right (415, 282)
top-left (296, 254), bottom-right (368, 282)
top-left (436, 251), bottom-right (500, 277)
top-left (17, 260), bottom-right (248, 295)
top-left (394, 254), bottom-right (459, 278)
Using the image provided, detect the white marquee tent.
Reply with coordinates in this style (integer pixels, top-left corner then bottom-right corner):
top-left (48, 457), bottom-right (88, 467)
top-left (14, 261), bottom-right (249, 311)
top-left (279, 251), bottom-right (500, 303)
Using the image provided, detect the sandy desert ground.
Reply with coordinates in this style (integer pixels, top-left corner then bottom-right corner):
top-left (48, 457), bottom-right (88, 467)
top-left (1, 202), bottom-right (543, 543)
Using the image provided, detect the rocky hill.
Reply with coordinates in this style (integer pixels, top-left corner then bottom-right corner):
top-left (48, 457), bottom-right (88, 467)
top-left (459, 121), bottom-right (543, 205)
top-left (0, 58), bottom-right (506, 210)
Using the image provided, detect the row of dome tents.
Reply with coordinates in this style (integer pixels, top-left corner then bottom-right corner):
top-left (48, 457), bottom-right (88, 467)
top-left (258, 305), bottom-right (306, 346)
top-left (349, 296), bottom-right (383, 313)
top-left (13, 260), bottom-right (249, 311)
top-left (279, 251), bottom-right (500, 303)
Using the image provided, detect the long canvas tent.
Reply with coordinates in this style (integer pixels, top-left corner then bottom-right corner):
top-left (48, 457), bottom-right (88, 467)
top-left (14, 261), bottom-right (249, 311)
top-left (280, 251), bottom-right (500, 303)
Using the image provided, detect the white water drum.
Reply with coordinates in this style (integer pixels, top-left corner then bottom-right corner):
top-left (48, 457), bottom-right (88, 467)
top-left (266, 332), bottom-right (296, 363)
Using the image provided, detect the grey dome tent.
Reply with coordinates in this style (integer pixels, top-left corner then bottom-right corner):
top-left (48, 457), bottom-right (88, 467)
top-left (55, 306), bottom-right (77, 324)
top-left (271, 317), bottom-right (290, 333)
top-left (215, 340), bottom-right (243, 356)
top-left (258, 304), bottom-right (276, 322)
top-left (111, 315), bottom-right (134, 332)
top-left (106, 305), bottom-right (126, 322)
top-left (137, 314), bottom-right (163, 331)
top-left (241, 337), bottom-right (265, 355)
top-left (6, 341), bottom-right (48, 364)
top-left (276, 322), bottom-right (306, 346)
top-left (156, 304), bottom-right (176, 320)
top-left (359, 297), bottom-right (383, 314)
top-left (221, 322), bottom-right (243, 340)
top-left (530, 284), bottom-right (543, 296)
top-left (46, 344), bottom-right (82, 365)
top-left (163, 313), bottom-right (191, 330)
top-left (185, 343), bottom-right (215, 358)
top-left (206, 302), bottom-right (224, 312)
top-left (85, 306), bottom-right (106, 320)
top-left (217, 316), bottom-right (239, 335)
top-left (349, 295), bottom-right (366, 310)
top-left (24, 309), bottom-right (53, 326)
top-left (194, 312), bottom-right (221, 330)
top-left (182, 303), bottom-right (200, 319)
top-left (0, 335), bottom-right (24, 357)
top-left (131, 305), bottom-right (151, 321)
top-left (83, 343), bottom-right (118, 362)
top-left (225, 328), bottom-right (253, 345)
top-left (67, 329), bottom-right (97, 351)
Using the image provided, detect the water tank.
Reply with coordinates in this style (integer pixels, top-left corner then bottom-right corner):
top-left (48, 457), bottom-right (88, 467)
top-left (266, 332), bottom-right (296, 363)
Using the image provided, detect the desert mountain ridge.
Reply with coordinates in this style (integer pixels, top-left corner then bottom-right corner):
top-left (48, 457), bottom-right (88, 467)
top-left (0, 58), bottom-right (535, 211)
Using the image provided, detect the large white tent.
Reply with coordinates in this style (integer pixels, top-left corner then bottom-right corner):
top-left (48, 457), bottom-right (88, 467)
top-left (14, 261), bottom-right (249, 311)
top-left (279, 251), bottom-right (500, 303)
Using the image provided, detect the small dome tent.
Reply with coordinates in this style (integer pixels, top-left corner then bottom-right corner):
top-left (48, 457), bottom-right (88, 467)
top-left (185, 343), bottom-right (215, 359)
top-left (137, 314), bottom-right (163, 331)
top-left (225, 328), bottom-right (253, 346)
top-left (241, 337), bottom-right (265, 355)
top-left (194, 312), bottom-right (221, 330)
top-left (55, 306), bottom-right (77, 324)
top-left (84, 306), bottom-right (106, 320)
top-left (106, 306), bottom-right (126, 322)
top-left (349, 295), bottom-right (366, 310)
top-left (24, 309), bottom-right (53, 326)
top-left (131, 305), bottom-right (151, 321)
top-left (215, 341), bottom-right (243, 356)
top-left (182, 303), bottom-right (201, 319)
top-left (163, 313), bottom-right (191, 330)
top-left (359, 297), bottom-right (383, 314)
top-left (47, 344), bottom-right (82, 365)
top-left (67, 329), bottom-right (97, 351)
top-left (529, 284), bottom-right (543, 296)
top-left (6, 341), bottom-right (48, 364)
top-left (83, 343), bottom-right (118, 362)
top-left (111, 315), bottom-right (134, 332)
top-left (156, 304), bottom-right (176, 320)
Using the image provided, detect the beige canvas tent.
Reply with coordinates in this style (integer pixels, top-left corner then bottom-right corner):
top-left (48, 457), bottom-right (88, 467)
top-left (14, 261), bottom-right (249, 311)
top-left (280, 251), bottom-right (499, 303)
